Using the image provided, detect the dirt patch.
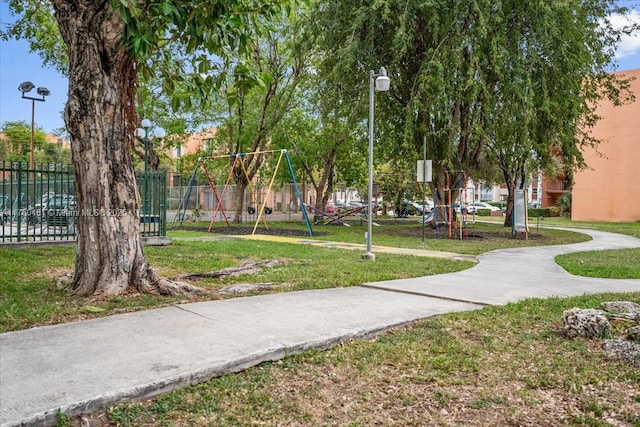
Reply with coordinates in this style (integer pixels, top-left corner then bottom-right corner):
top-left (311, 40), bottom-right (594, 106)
top-left (185, 222), bottom-right (546, 242)
top-left (186, 225), bottom-right (327, 237)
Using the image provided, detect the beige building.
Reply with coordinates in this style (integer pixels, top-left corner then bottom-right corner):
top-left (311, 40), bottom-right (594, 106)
top-left (572, 68), bottom-right (640, 222)
top-left (169, 127), bottom-right (217, 160)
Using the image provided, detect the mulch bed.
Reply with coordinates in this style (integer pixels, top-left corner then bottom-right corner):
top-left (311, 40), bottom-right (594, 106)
top-left (177, 219), bottom-right (546, 241)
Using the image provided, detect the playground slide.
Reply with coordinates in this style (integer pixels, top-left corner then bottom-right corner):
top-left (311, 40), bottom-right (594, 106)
top-left (418, 210), bottom-right (435, 224)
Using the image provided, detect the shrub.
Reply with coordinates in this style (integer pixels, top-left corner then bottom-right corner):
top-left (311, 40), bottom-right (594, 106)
top-left (528, 208), bottom-right (552, 218)
top-left (476, 208), bottom-right (491, 216)
top-left (557, 193), bottom-right (572, 218)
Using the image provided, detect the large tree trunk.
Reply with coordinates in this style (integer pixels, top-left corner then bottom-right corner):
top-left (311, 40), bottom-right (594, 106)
top-left (233, 179), bottom-right (249, 223)
top-left (502, 166), bottom-right (526, 227)
top-left (53, 1), bottom-right (199, 297)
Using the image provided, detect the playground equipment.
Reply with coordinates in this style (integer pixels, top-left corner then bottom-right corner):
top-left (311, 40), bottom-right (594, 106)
top-left (427, 170), bottom-right (470, 239)
top-left (176, 149), bottom-right (312, 236)
top-left (307, 204), bottom-right (372, 226)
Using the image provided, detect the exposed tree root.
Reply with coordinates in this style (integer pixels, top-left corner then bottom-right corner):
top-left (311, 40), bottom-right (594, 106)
top-left (217, 282), bottom-right (294, 294)
top-left (55, 258), bottom-right (290, 298)
top-left (153, 277), bottom-right (208, 296)
top-left (175, 258), bottom-right (290, 280)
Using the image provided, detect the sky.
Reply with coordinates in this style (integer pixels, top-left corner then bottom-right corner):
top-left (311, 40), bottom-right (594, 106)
top-left (1, 1), bottom-right (640, 135)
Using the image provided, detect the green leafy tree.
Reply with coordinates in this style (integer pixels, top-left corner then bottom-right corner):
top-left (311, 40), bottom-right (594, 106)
top-left (271, 9), bottom-right (381, 223)
top-left (131, 53), bottom-right (227, 173)
top-left (2, 0), bottom-right (294, 296)
top-left (36, 139), bottom-right (71, 164)
top-left (0, 120), bottom-right (49, 162)
top-left (209, 15), bottom-right (307, 222)
top-left (273, 101), bottom-right (364, 222)
top-left (480, 0), bottom-right (635, 225)
top-left (306, 0), bottom-right (505, 222)
top-left (308, 0), bottom-right (636, 227)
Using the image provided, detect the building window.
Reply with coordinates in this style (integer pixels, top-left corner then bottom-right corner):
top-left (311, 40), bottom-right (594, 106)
top-left (173, 145), bottom-right (182, 158)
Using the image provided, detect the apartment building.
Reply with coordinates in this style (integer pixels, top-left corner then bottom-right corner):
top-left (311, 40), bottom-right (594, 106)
top-left (572, 68), bottom-right (640, 222)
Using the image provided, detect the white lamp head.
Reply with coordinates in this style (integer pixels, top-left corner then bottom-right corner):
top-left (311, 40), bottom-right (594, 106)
top-left (153, 127), bottom-right (167, 139)
top-left (375, 67), bottom-right (390, 92)
top-left (135, 128), bottom-right (146, 138)
top-left (140, 118), bottom-right (152, 128)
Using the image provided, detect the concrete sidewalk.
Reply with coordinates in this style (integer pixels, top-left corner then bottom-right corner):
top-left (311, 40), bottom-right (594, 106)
top-left (2, 229), bottom-right (640, 426)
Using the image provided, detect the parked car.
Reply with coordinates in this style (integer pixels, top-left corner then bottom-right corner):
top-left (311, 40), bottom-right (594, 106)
top-left (410, 199), bottom-right (433, 214)
top-left (394, 199), bottom-right (430, 217)
top-left (34, 192), bottom-right (56, 212)
top-left (333, 201), bottom-right (348, 211)
top-left (346, 201), bottom-right (365, 210)
top-left (0, 195), bottom-right (8, 224)
top-left (324, 202), bottom-right (337, 214)
top-left (466, 202), bottom-right (502, 214)
top-left (46, 195), bottom-right (76, 226)
top-left (0, 193), bottom-right (28, 223)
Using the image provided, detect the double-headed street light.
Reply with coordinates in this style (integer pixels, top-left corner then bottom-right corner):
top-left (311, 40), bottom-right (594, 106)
top-left (363, 67), bottom-right (391, 261)
top-left (18, 81), bottom-right (50, 171)
top-left (135, 118), bottom-right (166, 173)
top-left (136, 119), bottom-right (166, 214)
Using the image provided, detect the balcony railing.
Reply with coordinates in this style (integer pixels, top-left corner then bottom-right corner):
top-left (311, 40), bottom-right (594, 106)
top-left (545, 180), bottom-right (572, 193)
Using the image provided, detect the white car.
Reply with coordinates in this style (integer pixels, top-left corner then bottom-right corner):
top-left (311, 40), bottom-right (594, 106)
top-left (466, 202), bottom-right (502, 214)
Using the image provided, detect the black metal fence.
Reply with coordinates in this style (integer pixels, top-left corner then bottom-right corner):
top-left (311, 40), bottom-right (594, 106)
top-left (1, 161), bottom-right (166, 243)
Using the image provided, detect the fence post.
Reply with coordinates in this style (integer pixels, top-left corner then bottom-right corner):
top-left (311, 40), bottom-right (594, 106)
top-left (16, 162), bottom-right (23, 242)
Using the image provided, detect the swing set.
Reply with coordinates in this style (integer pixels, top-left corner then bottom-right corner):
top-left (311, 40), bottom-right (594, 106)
top-left (176, 149), bottom-right (313, 236)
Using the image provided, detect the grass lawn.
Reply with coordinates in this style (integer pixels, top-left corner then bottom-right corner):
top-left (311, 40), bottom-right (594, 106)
top-left (100, 292), bottom-right (640, 426)
top-left (0, 239), bottom-right (474, 332)
top-left (1, 220), bottom-right (597, 333)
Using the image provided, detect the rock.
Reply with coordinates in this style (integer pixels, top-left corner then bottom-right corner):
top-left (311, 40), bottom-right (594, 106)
top-left (599, 301), bottom-right (640, 320)
top-left (602, 339), bottom-right (640, 366)
top-left (564, 301), bottom-right (640, 367)
top-left (561, 308), bottom-right (611, 339)
top-left (628, 325), bottom-right (640, 342)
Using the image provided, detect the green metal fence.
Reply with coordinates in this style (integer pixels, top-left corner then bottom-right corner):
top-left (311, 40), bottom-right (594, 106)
top-left (138, 170), bottom-right (167, 237)
top-left (1, 161), bottom-right (166, 243)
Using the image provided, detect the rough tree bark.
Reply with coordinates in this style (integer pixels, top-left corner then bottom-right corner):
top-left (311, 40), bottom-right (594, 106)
top-left (233, 179), bottom-right (250, 221)
top-left (300, 146), bottom-right (336, 224)
top-left (52, 1), bottom-right (200, 296)
top-left (232, 153), bottom-right (264, 222)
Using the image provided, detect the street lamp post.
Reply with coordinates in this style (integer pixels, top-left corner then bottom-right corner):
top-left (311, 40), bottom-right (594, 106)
top-left (135, 119), bottom-right (166, 215)
top-left (18, 81), bottom-right (50, 171)
top-left (363, 67), bottom-right (391, 261)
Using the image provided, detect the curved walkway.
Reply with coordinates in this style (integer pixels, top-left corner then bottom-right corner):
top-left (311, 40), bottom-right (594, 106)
top-left (366, 228), bottom-right (640, 305)
top-left (1, 229), bottom-right (639, 426)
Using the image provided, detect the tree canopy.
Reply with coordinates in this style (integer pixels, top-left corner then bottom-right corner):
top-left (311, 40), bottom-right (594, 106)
top-left (307, 0), bottom-right (636, 223)
top-left (0, 120), bottom-right (70, 164)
